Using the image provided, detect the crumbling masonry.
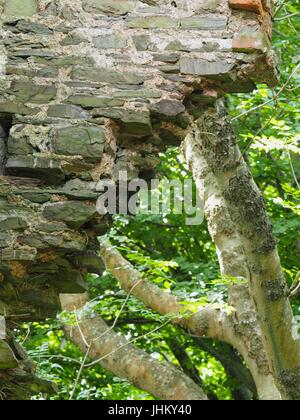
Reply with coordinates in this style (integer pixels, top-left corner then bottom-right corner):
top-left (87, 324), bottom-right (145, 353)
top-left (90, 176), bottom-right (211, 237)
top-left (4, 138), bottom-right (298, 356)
top-left (0, 0), bottom-right (277, 398)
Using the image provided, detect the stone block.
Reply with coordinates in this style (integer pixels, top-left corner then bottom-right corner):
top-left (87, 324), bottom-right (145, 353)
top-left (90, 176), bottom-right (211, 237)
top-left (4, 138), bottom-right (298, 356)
top-left (180, 57), bottom-right (235, 76)
top-left (151, 100), bottom-right (186, 117)
top-left (72, 66), bottom-right (145, 85)
top-left (233, 27), bottom-right (269, 52)
top-left (5, 156), bottom-right (65, 185)
top-left (180, 17), bottom-right (227, 30)
top-left (43, 201), bottom-right (97, 228)
top-left (125, 16), bottom-right (178, 29)
top-left (82, 0), bottom-right (133, 15)
top-left (52, 126), bottom-right (106, 161)
top-left (228, 0), bottom-right (264, 14)
top-left (93, 35), bottom-right (128, 49)
top-left (92, 108), bottom-right (152, 136)
top-left (4, 0), bottom-right (38, 17)
top-left (47, 104), bottom-right (89, 120)
top-left (68, 95), bottom-right (124, 109)
top-left (10, 81), bottom-right (57, 104)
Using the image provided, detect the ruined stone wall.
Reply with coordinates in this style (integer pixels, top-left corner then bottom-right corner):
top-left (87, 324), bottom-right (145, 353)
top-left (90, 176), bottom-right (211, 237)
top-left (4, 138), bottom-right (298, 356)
top-left (0, 0), bottom-right (276, 339)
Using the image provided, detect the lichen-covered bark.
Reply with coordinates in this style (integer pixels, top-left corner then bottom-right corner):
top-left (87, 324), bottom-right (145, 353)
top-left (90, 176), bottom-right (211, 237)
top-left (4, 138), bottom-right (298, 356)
top-left (60, 293), bottom-right (208, 400)
top-left (183, 100), bottom-right (300, 400)
top-left (182, 120), bottom-right (280, 400)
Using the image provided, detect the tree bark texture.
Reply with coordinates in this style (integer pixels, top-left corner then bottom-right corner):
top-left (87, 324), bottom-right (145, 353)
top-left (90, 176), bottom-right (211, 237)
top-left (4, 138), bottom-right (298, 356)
top-left (183, 100), bottom-right (300, 400)
top-left (60, 293), bottom-right (208, 400)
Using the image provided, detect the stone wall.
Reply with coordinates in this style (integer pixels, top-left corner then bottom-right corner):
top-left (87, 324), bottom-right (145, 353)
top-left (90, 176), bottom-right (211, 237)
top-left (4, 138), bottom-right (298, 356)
top-left (0, 0), bottom-right (277, 398)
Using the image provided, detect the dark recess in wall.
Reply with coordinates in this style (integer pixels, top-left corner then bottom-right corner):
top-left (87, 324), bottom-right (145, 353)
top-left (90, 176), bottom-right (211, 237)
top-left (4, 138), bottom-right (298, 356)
top-left (0, 114), bottom-right (12, 175)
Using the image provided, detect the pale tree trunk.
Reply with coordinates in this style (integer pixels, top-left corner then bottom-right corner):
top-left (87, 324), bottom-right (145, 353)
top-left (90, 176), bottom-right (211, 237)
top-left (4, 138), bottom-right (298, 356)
top-left (183, 100), bottom-right (300, 400)
top-left (60, 293), bottom-right (207, 400)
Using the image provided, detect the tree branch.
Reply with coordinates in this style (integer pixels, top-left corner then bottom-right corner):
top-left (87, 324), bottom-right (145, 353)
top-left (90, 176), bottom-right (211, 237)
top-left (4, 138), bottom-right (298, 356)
top-left (60, 293), bottom-right (207, 400)
top-left (99, 239), bottom-right (234, 344)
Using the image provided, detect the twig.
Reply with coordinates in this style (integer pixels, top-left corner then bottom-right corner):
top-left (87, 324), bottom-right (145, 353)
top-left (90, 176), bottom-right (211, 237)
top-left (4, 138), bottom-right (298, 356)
top-left (74, 310), bottom-right (90, 348)
top-left (274, 0), bottom-right (286, 17)
top-left (69, 344), bottom-right (91, 401)
top-left (275, 12), bottom-right (300, 21)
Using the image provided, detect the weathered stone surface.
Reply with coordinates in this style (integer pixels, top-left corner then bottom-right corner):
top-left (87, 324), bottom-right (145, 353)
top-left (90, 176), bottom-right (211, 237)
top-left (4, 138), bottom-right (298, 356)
top-left (68, 95), bottom-right (124, 109)
top-left (132, 34), bottom-right (150, 51)
top-left (180, 17), bottom-right (227, 30)
top-left (10, 81), bottom-right (57, 104)
top-left (93, 35), bottom-right (128, 49)
top-left (4, 0), bottom-right (38, 17)
top-left (229, 0), bottom-right (264, 14)
top-left (112, 89), bottom-right (162, 99)
top-left (43, 201), bottom-right (97, 228)
top-left (0, 216), bottom-right (29, 231)
top-left (4, 20), bottom-right (52, 35)
top-left (180, 58), bottom-right (235, 76)
top-left (82, 0), bottom-right (133, 15)
top-left (151, 100), bottom-right (186, 117)
top-left (126, 16), bottom-right (178, 29)
top-left (72, 66), bottom-right (145, 85)
top-left (92, 108), bottom-right (152, 136)
top-left (0, 101), bottom-right (35, 115)
top-left (61, 34), bottom-right (86, 47)
top-left (52, 126), bottom-right (106, 160)
top-left (5, 156), bottom-right (65, 184)
top-left (233, 27), bottom-right (269, 52)
top-left (47, 104), bottom-right (89, 120)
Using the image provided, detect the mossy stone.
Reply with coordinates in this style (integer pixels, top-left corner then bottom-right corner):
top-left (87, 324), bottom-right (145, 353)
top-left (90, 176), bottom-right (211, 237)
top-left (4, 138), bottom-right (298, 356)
top-left (4, 0), bottom-right (38, 17)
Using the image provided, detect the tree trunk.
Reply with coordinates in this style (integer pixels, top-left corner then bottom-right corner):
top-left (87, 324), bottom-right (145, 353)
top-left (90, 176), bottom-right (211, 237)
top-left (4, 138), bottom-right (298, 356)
top-left (183, 100), bottom-right (300, 400)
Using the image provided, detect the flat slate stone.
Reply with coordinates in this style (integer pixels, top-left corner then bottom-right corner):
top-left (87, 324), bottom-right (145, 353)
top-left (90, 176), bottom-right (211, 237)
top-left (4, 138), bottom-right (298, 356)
top-left (82, 0), bottom-right (133, 15)
top-left (151, 99), bottom-right (186, 117)
top-left (126, 16), bottom-right (178, 29)
top-left (93, 35), bottom-right (128, 49)
top-left (180, 57), bottom-right (235, 76)
top-left (47, 104), bottom-right (89, 120)
top-left (68, 95), bottom-right (124, 109)
top-left (43, 201), bottom-right (97, 228)
top-left (52, 126), bottom-right (106, 161)
top-left (72, 66), bottom-right (145, 85)
top-left (180, 17), bottom-right (227, 30)
top-left (10, 80), bottom-right (57, 104)
top-left (4, 0), bottom-right (38, 17)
